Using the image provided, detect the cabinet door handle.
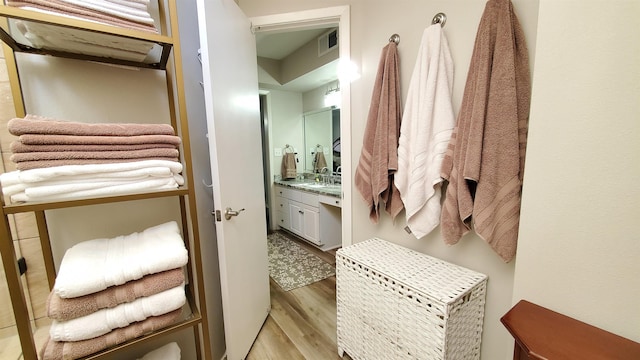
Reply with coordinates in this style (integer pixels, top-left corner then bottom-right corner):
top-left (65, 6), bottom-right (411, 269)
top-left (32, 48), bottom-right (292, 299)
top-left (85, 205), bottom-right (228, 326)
top-left (299, 210), bottom-right (304, 214)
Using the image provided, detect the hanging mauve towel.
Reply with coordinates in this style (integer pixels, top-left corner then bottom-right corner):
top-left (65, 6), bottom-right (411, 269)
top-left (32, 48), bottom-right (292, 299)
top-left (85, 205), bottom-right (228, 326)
top-left (440, 0), bottom-right (531, 262)
top-left (354, 41), bottom-right (404, 223)
top-left (395, 24), bottom-right (455, 239)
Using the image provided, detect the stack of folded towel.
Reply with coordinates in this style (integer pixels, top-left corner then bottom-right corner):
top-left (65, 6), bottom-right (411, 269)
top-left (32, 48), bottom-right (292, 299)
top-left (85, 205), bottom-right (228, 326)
top-left (6, 0), bottom-right (158, 61)
top-left (0, 114), bottom-right (184, 202)
top-left (6, 0), bottom-right (159, 33)
top-left (39, 221), bottom-right (188, 360)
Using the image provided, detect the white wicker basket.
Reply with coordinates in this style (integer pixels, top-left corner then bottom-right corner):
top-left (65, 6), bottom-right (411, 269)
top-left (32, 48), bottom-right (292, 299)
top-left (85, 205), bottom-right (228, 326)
top-left (336, 238), bottom-right (488, 360)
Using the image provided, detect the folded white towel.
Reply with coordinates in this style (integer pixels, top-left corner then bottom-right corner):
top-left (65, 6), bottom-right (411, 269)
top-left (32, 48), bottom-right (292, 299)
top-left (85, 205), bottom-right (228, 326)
top-left (64, 0), bottom-right (152, 18)
top-left (104, 0), bottom-right (148, 11)
top-left (10, 177), bottom-right (180, 202)
top-left (395, 24), bottom-right (455, 238)
top-left (24, 175), bottom-right (183, 198)
top-left (2, 167), bottom-right (178, 196)
top-left (138, 342), bottom-right (181, 360)
top-left (54, 221), bottom-right (188, 298)
top-left (0, 160), bottom-right (182, 185)
top-left (49, 284), bottom-right (185, 342)
top-left (57, 0), bottom-right (156, 25)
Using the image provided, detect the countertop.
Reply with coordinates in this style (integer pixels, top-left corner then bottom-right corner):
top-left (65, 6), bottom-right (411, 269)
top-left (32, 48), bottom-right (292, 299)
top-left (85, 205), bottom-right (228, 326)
top-left (274, 179), bottom-right (341, 198)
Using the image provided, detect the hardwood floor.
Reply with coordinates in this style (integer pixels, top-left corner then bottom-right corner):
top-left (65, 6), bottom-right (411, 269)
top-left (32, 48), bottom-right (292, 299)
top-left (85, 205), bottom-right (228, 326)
top-left (247, 232), bottom-right (351, 360)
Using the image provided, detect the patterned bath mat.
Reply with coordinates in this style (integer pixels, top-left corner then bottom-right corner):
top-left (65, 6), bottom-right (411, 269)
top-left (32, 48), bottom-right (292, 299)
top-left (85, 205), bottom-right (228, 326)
top-left (267, 232), bottom-right (335, 291)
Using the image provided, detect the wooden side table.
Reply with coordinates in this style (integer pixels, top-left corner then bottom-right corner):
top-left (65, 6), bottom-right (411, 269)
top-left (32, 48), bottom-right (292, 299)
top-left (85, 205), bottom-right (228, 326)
top-left (501, 300), bottom-right (640, 359)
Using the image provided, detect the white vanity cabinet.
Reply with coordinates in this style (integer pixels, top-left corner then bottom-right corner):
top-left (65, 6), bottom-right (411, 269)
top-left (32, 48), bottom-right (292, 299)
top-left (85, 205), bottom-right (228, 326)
top-left (275, 185), bottom-right (341, 250)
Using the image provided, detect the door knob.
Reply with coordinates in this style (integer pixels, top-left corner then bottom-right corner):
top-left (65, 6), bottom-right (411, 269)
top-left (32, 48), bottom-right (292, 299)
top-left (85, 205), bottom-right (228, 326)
top-left (224, 207), bottom-right (245, 220)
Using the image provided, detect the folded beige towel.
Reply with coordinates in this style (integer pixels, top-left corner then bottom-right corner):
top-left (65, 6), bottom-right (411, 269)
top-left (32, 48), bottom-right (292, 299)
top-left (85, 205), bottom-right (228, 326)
top-left (14, 157), bottom-right (179, 171)
top-left (39, 309), bottom-right (182, 360)
top-left (440, 0), bottom-right (530, 262)
top-left (19, 133), bottom-right (181, 146)
top-left (47, 267), bottom-right (185, 321)
top-left (8, 114), bottom-right (175, 136)
top-left (280, 152), bottom-right (297, 179)
top-left (11, 141), bottom-right (176, 153)
top-left (354, 41), bottom-right (404, 223)
top-left (11, 148), bottom-right (179, 163)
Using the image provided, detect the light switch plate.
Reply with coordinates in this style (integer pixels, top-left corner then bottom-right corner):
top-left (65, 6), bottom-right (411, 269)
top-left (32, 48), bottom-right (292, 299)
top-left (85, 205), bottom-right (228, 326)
top-left (274, 148), bottom-right (282, 156)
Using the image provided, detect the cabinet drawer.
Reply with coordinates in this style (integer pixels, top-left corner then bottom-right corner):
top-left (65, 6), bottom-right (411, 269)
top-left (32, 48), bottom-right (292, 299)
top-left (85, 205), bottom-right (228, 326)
top-left (276, 186), bottom-right (301, 202)
top-left (319, 195), bottom-right (341, 208)
top-left (300, 191), bottom-right (319, 207)
top-left (275, 196), bottom-right (288, 211)
top-left (276, 210), bottom-right (289, 230)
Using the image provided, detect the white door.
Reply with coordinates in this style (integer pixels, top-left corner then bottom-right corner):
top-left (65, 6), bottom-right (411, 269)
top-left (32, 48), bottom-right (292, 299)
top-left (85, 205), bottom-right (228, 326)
top-left (196, 1), bottom-right (270, 359)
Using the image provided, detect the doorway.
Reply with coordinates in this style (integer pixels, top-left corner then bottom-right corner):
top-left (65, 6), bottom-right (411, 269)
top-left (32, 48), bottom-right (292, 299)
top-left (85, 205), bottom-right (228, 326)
top-left (251, 6), bottom-right (352, 247)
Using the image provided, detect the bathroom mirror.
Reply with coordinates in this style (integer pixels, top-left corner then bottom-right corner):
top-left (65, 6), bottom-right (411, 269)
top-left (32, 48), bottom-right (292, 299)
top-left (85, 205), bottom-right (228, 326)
top-left (304, 106), bottom-right (340, 173)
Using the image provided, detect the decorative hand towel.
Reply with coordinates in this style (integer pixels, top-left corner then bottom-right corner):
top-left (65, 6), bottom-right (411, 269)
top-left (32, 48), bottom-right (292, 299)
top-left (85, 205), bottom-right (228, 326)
top-left (440, 0), bottom-right (531, 262)
top-left (39, 309), bottom-right (182, 360)
top-left (395, 24), bottom-right (455, 239)
top-left (47, 267), bottom-right (185, 321)
top-left (354, 41), bottom-right (404, 223)
top-left (8, 114), bottom-right (175, 136)
top-left (49, 284), bottom-right (185, 341)
top-left (280, 152), bottom-right (297, 179)
top-left (53, 221), bottom-right (188, 298)
top-left (138, 342), bottom-right (181, 360)
top-left (18, 134), bottom-right (181, 146)
top-left (314, 151), bottom-right (327, 172)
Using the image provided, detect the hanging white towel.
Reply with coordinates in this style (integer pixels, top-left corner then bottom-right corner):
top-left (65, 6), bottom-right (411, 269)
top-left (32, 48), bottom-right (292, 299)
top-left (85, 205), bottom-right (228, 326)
top-left (394, 24), bottom-right (455, 238)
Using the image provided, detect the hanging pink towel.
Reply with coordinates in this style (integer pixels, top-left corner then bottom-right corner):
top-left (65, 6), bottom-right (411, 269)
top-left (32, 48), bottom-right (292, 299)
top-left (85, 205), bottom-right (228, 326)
top-left (440, 0), bottom-right (531, 262)
top-left (354, 41), bottom-right (404, 223)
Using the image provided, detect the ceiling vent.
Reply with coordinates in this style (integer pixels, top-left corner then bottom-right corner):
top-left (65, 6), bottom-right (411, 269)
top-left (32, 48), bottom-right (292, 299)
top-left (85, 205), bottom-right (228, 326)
top-left (318, 29), bottom-right (338, 57)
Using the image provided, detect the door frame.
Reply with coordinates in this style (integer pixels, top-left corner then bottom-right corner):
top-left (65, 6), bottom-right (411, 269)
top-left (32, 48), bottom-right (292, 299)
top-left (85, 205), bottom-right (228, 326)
top-left (251, 5), bottom-right (353, 247)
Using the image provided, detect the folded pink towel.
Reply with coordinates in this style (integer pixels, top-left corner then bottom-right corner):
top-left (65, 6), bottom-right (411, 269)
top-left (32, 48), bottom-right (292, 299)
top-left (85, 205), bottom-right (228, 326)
top-left (47, 267), bottom-right (185, 321)
top-left (14, 157), bottom-right (179, 171)
top-left (11, 141), bottom-right (176, 153)
top-left (354, 41), bottom-right (404, 223)
top-left (18, 133), bottom-right (181, 146)
top-left (39, 309), bottom-right (182, 360)
top-left (8, 114), bottom-right (175, 136)
top-left (10, 148), bottom-right (179, 163)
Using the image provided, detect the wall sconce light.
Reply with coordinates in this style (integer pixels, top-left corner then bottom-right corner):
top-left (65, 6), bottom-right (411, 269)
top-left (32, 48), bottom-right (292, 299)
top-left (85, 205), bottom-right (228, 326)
top-left (324, 83), bottom-right (341, 107)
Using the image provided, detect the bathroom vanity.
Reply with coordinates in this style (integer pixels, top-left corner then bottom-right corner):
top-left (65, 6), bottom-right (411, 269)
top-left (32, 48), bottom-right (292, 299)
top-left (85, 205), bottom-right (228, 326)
top-left (274, 180), bottom-right (342, 251)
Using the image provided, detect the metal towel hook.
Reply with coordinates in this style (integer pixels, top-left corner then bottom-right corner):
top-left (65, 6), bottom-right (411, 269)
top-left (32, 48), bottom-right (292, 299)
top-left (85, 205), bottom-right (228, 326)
top-left (432, 12), bottom-right (447, 27)
top-left (389, 33), bottom-right (400, 45)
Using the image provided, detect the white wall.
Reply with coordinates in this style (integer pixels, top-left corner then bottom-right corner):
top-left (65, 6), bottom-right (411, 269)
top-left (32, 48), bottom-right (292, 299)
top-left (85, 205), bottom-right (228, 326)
top-left (241, 1), bottom-right (539, 359)
top-left (513, 0), bottom-right (640, 343)
top-left (264, 89), bottom-right (304, 229)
